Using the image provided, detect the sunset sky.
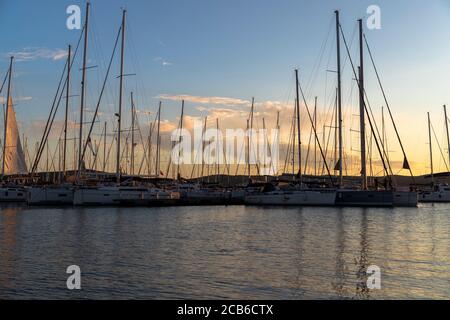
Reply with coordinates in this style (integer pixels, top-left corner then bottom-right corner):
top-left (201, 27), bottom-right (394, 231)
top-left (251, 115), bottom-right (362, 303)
top-left (2, 0), bottom-right (450, 176)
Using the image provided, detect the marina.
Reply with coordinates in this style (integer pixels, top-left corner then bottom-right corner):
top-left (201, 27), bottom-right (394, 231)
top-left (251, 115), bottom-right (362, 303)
top-left (1, 0), bottom-right (450, 302)
top-left (0, 5), bottom-right (442, 208)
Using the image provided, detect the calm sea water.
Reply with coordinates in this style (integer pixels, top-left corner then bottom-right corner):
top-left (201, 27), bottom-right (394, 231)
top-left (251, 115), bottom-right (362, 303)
top-left (0, 204), bottom-right (448, 299)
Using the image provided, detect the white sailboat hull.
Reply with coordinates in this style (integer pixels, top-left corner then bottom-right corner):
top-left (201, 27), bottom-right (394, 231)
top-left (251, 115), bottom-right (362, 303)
top-left (393, 191), bottom-right (418, 207)
top-left (336, 190), bottom-right (417, 207)
top-left (0, 187), bottom-right (26, 202)
top-left (419, 190), bottom-right (450, 202)
top-left (73, 187), bottom-right (120, 206)
top-left (244, 190), bottom-right (336, 206)
top-left (27, 186), bottom-right (74, 205)
top-left (73, 187), bottom-right (180, 206)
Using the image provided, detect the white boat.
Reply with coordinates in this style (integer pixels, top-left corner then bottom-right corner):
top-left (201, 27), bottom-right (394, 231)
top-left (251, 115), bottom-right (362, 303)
top-left (118, 187), bottom-right (180, 206)
top-left (393, 190), bottom-right (418, 207)
top-left (176, 183), bottom-right (232, 205)
top-left (73, 186), bottom-right (121, 206)
top-left (26, 186), bottom-right (74, 205)
top-left (335, 189), bottom-right (417, 207)
top-left (419, 184), bottom-right (450, 202)
top-left (0, 83), bottom-right (28, 203)
top-left (0, 187), bottom-right (27, 202)
top-left (73, 186), bottom-right (179, 206)
top-left (244, 189), bottom-right (337, 206)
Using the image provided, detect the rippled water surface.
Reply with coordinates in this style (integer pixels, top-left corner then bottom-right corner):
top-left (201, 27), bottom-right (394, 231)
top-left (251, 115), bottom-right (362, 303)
top-left (0, 204), bottom-right (449, 299)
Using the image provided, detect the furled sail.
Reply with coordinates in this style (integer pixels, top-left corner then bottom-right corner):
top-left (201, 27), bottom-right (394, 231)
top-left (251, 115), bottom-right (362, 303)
top-left (3, 96), bottom-right (27, 174)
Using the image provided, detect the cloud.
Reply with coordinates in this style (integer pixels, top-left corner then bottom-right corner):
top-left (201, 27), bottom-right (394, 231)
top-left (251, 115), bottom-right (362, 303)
top-left (0, 96), bottom-right (32, 104)
top-left (156, 94), bottom-right (251, 107)
top-left (154, 57), bottom-right (173, 67)
top-left (6, 47), bottom-right (68, 62)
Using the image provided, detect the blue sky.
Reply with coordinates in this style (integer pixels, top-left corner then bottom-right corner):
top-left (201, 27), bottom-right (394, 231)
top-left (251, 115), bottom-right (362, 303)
top-left (2, 0), bottom-right (450, 174)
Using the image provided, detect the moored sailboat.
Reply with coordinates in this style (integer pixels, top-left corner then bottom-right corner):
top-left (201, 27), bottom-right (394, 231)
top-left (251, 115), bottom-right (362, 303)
top-left (0, 57), bottom-right (28, 202)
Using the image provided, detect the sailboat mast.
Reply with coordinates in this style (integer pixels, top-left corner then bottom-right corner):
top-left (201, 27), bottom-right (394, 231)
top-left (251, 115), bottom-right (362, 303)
top-left (78, 2), bottom-right (90, 176)
top-left (63, 45), bottom-right (71, 179)
top-left (248, 97), bottom-right (254, 178)
top-left (200, 116), bottom-right (207, 180)
top-left (176, 100), bottom-right (184, 180)
top-left (116, 9), bottom-right (126, 184)
top-left (335, 10), bottom-right (343, 187)
top-left (216, 118), bottom-right (219, 180)
top-left (130, 92), bottom-right (135, 176)
top-left (358, 19), bottom-right (367, 189)
top-left (103, 121), bottom-right (107, 172)
top-left (1, 56), bottom-right (13, 178)
top-left (334, 87), bottom-right (338, 172)
top-left (427, 112), bottom-right (434, 184)
top-left (156, 101), bottom-right (161, 176)
top-left (294, 69), bottom-right (302, 186)
top-left (314, 96), bottom-right (317, 176)
top-left (444, 105), bottom-right (450, 169)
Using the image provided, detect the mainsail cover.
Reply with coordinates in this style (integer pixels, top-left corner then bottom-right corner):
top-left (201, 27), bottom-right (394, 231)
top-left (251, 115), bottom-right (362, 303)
top-left (3, 96), bottom-right (27, 174)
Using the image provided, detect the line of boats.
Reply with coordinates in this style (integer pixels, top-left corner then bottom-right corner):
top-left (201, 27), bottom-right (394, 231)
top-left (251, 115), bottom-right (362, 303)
top-left (1, 181), bottom-right (448, 207)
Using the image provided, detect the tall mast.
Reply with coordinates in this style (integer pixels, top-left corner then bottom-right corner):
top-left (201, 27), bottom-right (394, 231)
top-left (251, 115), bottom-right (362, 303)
top-left (216, 118), bottom-right (219, 180)
top-left (200, 116), bottom-right (207, 180)
top-left (103, 121), bottom-right (107, 172)
top-left (444, 105), bottom-right (450, 170)
top-left (334, 87), bottom-right (338, 173)
top-left (314, 96), bottom-right (317, 176)
top-left (63, 45), bottom-right (71, 179)
top-left (156, 101), bottom-right (161, 176)
top-left (78, 2), bottom-right (90, 176)
top-left (427, 112), bottom-right (434, 184)
top-left (147, 116), bottom-right (152, 176)
top-left (130, 91), bottom-right (135, 175)
top-left (176, 100), bottom-right (184, 180)
top-left (2, 56), bottom-right (13, 178)
top-left (292, 100), bottom-right (296, 179)
top-left (358, 17), bottom-right (367, 189)
top-left (335, 10), bottom-right (343, 187)
top-left (295, 69), bottom-right (302, 186)
top-left (116, 9), bottom-right (126, 183)
top-left (247, 97), bottom-right (254, 178)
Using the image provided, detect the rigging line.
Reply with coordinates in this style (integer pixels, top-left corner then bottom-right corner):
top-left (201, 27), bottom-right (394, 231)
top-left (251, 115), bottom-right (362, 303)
top-left (339, 24), bottom-right (391, 181)
top-left (32, 24), bottom-right (85, 173)
top-left (32, 59), bottom-right (68, 173)
top-left (104, 127), bottom-right (117, 172)
top-left (363, 34), bottom-right (416, 184)
top-left (283, 106), bottom-right (296, 174)
top-left (304, 16), bottom-right (334, 101)
top-left (190, 117), bottom-right (207, 179)
top-left (90, 124), bottom-right (105, 170)
top-left (431, 121), bottom-right (450, 172)
top-left (78, 25), bottom-right (121, 176)
top-left (0, 69), bottom-right (9, 95)
top-left (321, 101), bottom-right (336, 175)
top-left (303, 114), bottom-right (314, 175)
top-left (136, 111), bottom-right (153, 175)
top-left (298, 74), bottom-right (334, 185)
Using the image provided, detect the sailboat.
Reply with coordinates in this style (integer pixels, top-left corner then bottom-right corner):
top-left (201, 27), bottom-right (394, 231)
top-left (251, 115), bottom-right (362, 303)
top-left (0, 57), bottom-right (28, 202)
top-left (27, 5), bottom-right (85, 206)
top-left (418, 108), bottom-right (450, 202)
top-left (244, 70), bottom-right (337, 206)
top-left (331, 13), bottom-right (417, 207)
